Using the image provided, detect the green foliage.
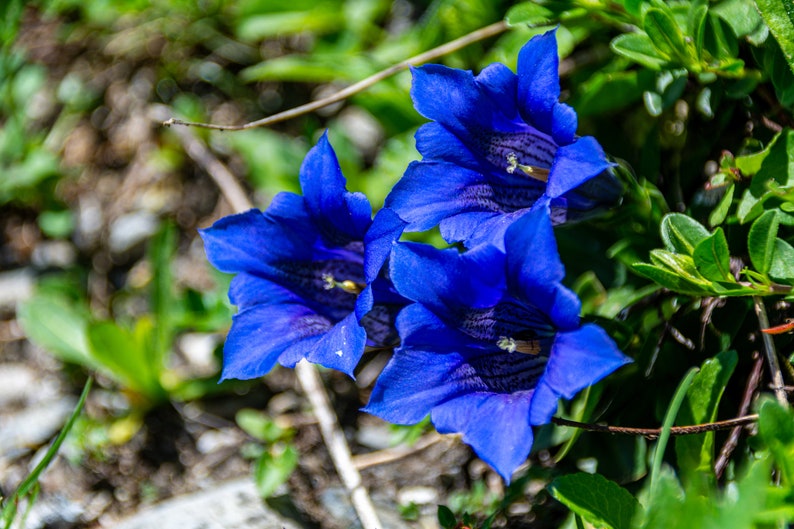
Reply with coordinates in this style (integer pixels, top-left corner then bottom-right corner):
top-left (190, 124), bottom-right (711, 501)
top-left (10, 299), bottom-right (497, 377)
top-left (235, 409), bottom-right (297, 498)
top-left (549, 472), bottom-right (639, 529)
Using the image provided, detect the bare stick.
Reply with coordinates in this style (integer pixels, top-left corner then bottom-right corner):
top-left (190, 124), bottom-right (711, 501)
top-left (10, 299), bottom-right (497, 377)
top-left (753, 296), bottom-right (788, 406)
top-left (352, 432), bottom-right (446, 470)
top-left (296, 361), bottom-right (382, 528)
top-left (157, 108), bottom-right (382, 529)
top-left (715, 351), bottom-right (763, 478)
top-left (162, 20), bottom-right (509, 131)
top-left (552, 414), bottom-right (759, 441)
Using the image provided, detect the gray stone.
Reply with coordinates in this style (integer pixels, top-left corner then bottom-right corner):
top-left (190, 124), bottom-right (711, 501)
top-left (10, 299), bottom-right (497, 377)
top-left (0, 397), bottom-right (76, 459)
top-left (111, 478), bottom-right (305, 529)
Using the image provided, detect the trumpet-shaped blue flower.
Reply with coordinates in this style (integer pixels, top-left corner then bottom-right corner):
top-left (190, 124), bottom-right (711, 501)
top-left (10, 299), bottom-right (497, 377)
top-left (385, 29), bottom-right (622, 249)
top-left (201, 132), bottom-right (405, 380)
top-left (364, 206), bottom-right (631, 481)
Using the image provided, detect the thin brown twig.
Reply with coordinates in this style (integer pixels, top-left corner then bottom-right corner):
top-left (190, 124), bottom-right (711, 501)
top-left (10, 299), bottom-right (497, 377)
top-left (352, 432), bottom-right (446, 470)
top-left (551, 414), bottom-right (759, 441)
top-left (753, 296), bottom-right (789, 406)
top-left (162, 20), bottom-right (509, 131)
top-left (156, 106), bottom-right (382, 529)
top-left (715, 351), bottom-right (763, 478)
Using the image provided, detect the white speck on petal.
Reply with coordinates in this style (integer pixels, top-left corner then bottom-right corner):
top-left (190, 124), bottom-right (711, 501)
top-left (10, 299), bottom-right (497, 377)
top-left (335, 350), bottom-right (344, 357)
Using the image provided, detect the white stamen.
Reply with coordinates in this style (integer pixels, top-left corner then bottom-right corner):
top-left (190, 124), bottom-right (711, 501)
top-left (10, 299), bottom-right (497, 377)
top-left (497, 336), bottom-right (517, 353)
top-left (322, 274), bottom-right (336, 290)
top-left (506, 152), bottom-right (518, 174)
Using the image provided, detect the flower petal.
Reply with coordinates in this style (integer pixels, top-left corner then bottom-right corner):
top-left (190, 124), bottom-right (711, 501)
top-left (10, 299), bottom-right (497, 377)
top-left (431, 391), bottom-right (534, 483)
top-left (390, 242), bottom-right (505, 314)
top-left (305, 311), bottom-right (367, 377)
top-left (221, 303), bottom-right (327, 380)
top-left (364, 347), bottom-right (471, 424)
top-left (546, 137), bottom-right (613, 199)
top-left (363, 207), bottom-right (405, 283)
top-left (517, 29), bottom-right (561, 135)
top-left (300, 131), bottom-right (372, 241)
top-left (475, 63), bottom-right (520, 120)
top-left (385, 161), bottom-right (495, 233)
top-left (544, 323), bottom-right (632, 400)
top-left (414, 122), bottom-right (482, 170)
top-left (228, 272), bottom-right (303, 309)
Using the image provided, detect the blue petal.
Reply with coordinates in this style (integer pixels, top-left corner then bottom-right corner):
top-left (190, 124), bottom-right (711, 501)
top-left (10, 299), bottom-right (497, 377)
top-left (414, 123), bottom-right (481, 170)
top-left (363, 207), bottom-right (405, 283)
top-left (300, 132), bottom-right (372, 241)
top-left (363, 347), bottom-right (471, 424)
top-left (305, 311), bottom-right (367, 378)
top-left (221, 303), bottom-right (327, 380)
top-left (528, 379), bottom-right (560, 425)
top-left (395, 303), bottom-right (488, 352)
top-left (441, 209), bottom-right (520, 251)
top-left (517, 29), bottom-right (561, 135)
top-left (385, 161), bottom-right (492, 233)
top-left (546, 137), bottom-right (613, 199)
top-left (475, 63), bottom-right (520, 121)
top-left (431, 391), bottom-right (534, 483)
top-left (390, 242), bottom-right (505, 314)
top-left (544, 323), bottom-right (632, 400)
top-left (200, 209), bottom-right (283, 274)
top-left (551, 102), bottom-right (577, 145)
top-left (228, 272), bottom-right (303, 309)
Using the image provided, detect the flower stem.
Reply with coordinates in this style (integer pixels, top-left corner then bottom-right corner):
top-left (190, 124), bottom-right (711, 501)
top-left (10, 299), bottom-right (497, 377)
top-left (162, 20), bottom-right (509, 131)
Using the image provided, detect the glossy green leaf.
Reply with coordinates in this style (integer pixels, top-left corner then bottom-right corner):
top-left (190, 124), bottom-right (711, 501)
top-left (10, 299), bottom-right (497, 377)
top-left (692, 228), bottom-right (732, 282)
top-left (769, 238), bottom-right (794, 283)
top-left (253, 444), bottom-right (298, 498)
top-left (649, 250), bottom-right (708, 284)
top-left (438, 505), bottom-right (457, 529)
top-left (755, 0), bottom-right (794, 75)
top-left (708, 183), bottom-right (734, 227)
top-left (686, 0), bottom-right (708, 60)
top-left (675, 351), bottom-right (737, 477)
top-left (661, 213), bottom-right (711, 255)
top-left (644, 8), bottom-right (689, 63)
top-left (712, 0), bottom-right (765, 38)
top-left (611, 33), bottom-right (668, 70)
top-left (737, 130), bottom-right (794, 223)
top-left (632, 263), bottom-right (708, 294)
top-left (748, 210), bottom-right (780, 275)
top-left (549, 473), bottom-right (639, 529)
top-left (505, 2), bottom-right (554, 26)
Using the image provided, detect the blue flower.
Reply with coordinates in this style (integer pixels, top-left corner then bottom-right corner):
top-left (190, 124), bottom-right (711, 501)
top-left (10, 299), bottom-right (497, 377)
top-left (201, 132), bottom-right (405, 380)
top-left (363, 205), bottom-right (631, 481)
top-left (384, 29), bottom-right (622, 249)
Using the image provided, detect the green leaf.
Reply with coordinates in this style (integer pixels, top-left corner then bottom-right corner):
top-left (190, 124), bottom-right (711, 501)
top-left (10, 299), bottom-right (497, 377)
top-left (644, 8), bottom-right (690, 64)
top-left (634, 466), bottom-right (686, 529)
top-left (755, 0), bottom-right (794, 75)
top-left (748, 210), bottom-right (780, 275)
top-left (87, 322), bottom-right (163, 401)
top-left (708, 183), bottom-right (734, 227)
top-left (148, 223), bottom-right (176, 365)
top-left (549, 473), bottom-right (639, 529)
top-left (692, 228), bottom-right (732, 282)
top-left (675, 351), bottom-right (737, 478)
top-left (769, 238), bottom-right (794, 283)
top-left (737, 130), bottom-right (794, 223)
top-left (735, 133), bottom-right (780, 176)
top-left (757, 398), bottom-right (794, 482)
top-left (610, 33), bottom-right (669, 70)
top-left (632, 263), bottom-right (708, 294)
top-left (253, 444), bottom-right (298, 498)
top-left (686, 0), bottom-right (708, 60)
top-left (712, 0), bottom-right (765, 38)
top-left (505, 2), bottom-right (554, 26)
top-left (661, 213), bottom-right (711, 255)
top-left (17, 295), bottom-right (94, 368)
top-left (437, 505), bottom-right (457, 529)
top-left (649, 250), bottom-right (708, 283)
top-left (236, 409), bottom-right (290, 443)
